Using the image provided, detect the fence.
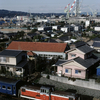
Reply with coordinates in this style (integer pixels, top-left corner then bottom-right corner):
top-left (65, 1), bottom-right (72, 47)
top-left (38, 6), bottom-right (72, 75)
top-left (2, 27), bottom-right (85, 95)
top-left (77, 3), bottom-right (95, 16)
top-left (42, 74), bottom-right (100, 90)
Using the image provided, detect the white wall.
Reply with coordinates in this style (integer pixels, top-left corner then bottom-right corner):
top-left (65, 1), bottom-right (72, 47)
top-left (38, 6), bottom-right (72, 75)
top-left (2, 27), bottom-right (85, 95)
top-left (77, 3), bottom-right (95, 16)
top-left (74, 26), bottom-right (79, 31)
top-left (94, 27), bottom-right (100, 31)
top-left (61, 27), bottom-right (68, 33)
top-left (85, 20), bottom-right (90, 27)
top-left (52, 26), bottom-right (58, 30)
top-left (36, 19), bottom-right (48, 23)
top-left (38, 27), bottom-right (44, 31)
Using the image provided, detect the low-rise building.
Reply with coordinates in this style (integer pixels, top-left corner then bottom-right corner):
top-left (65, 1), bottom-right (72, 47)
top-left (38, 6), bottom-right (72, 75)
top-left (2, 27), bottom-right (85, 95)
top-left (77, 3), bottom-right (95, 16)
top-left (7, 41), bottom-right (69, 59)
top-left (0, 49), bottom-right (28, 77)
top-left (56, 42), bottom-right (100, 79)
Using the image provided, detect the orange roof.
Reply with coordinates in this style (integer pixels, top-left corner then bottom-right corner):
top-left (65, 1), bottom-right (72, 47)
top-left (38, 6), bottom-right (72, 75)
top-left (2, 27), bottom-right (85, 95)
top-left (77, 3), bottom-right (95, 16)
top-left (27, 51), bottom-right (36, 56)
top-left (7, 41), bottom-right (67, 52)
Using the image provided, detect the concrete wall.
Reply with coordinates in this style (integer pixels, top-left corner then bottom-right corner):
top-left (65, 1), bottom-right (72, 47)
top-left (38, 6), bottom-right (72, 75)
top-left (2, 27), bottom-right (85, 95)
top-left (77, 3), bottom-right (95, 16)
top-left (42, 74), bottom-right (100, 91)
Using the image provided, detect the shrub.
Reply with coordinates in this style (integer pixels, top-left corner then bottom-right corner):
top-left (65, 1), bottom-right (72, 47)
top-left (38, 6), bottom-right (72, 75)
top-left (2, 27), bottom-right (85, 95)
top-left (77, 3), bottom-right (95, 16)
top-left (46, 74), bottom-right (50, 79)
top-left (71, 78), bottom-right (76, 82)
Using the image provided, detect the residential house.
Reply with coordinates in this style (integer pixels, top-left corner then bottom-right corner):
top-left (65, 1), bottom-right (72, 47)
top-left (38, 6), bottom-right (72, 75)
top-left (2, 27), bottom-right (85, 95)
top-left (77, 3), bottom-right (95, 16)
top-left (38, 26), bottom-right (52, 32)
top-left (7, 41), bottom-right (69, 59)
top-left (87, 37), bottom-right (100, 52)
top-left (52, 25), bottom-right (61, 30)
top-left (56, 42), bottom-right (100, 79)
top-left (57, 35), bottom-right (77, 43)
top-left (27, 33), bottom-right (40, 40)
top-left (61, 26), bottom-right (74, 33)
top-left (0, 49), bottom-right (28, 77)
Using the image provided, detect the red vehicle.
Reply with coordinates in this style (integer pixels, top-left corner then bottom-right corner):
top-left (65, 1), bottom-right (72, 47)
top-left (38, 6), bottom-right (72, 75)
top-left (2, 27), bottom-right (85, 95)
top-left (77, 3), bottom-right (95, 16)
top-left (20, 84), bottom-right (79, 100)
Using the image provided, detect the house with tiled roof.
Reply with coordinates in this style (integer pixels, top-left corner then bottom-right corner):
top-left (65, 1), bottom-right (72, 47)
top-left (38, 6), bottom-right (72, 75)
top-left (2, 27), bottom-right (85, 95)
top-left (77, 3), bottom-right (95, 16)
top-left (7, 41), bottom-right (69, 59)
top-left (0, 49), bottom-right (28, 77)
top-left (56, 42), bottom-right (100, 79)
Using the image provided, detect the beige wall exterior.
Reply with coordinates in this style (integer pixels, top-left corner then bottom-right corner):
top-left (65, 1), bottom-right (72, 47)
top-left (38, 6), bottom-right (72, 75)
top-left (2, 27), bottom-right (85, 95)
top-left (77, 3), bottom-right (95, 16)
top-left (0, 57), bottom-right (16, 65)
top-left (57, 61), bottom-right (86, 79)
top-left (68, 49), bottom-right (85, 60)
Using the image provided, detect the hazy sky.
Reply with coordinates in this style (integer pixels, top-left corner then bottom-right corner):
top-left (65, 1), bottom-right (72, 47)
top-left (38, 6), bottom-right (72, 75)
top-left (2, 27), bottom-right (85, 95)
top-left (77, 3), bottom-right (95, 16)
top-left (0, 0), bottom-right (100, 13)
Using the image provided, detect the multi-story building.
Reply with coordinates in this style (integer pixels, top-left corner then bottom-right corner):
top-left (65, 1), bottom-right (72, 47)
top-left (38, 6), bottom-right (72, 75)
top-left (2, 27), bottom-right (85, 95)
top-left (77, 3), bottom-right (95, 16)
top-left (0, 49), bottom-right (28, 77)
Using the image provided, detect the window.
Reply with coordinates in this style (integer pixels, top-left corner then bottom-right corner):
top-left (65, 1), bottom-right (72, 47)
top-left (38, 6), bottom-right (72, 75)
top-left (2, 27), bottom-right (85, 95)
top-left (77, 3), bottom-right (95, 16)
top-left (43, 89), bottom-right (44, 92)
top-left (7, 87), bottom-right (11, 90)
top-left (75, 70), bottom-right (81, 74)
top-left (0, 57), bottom-right (6, 62)
top-left (22, 88), bottom-right (26, 92)
top-left (65, 69), bottom-right (71, 73)
top-left (65, 69), bottom-right (68, 73)
top-left (2, 86), bottom-right (6, 89)
top-left (70, 54), bottom-right (76, 57)
top-left (0, 57), bottom-right (9, 63)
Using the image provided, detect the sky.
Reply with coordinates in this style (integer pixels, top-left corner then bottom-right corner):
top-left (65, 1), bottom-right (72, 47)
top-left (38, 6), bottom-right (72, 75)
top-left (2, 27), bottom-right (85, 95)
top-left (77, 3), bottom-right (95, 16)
top-left (0, 0), bottom-right (100, 13)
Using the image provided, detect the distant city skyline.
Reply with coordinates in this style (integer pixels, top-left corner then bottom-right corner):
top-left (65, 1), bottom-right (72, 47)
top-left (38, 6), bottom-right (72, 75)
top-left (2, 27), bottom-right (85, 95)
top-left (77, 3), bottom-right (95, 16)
top-left (0, 0), bottom-right (100, 13)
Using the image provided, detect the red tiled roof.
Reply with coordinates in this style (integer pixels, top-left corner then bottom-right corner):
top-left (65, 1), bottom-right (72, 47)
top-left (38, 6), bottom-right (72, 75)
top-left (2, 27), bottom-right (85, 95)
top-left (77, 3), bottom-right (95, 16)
top-left (7, 41), bottom-right (67, 52)
top-left (27, 51), bottom-right (36, 56)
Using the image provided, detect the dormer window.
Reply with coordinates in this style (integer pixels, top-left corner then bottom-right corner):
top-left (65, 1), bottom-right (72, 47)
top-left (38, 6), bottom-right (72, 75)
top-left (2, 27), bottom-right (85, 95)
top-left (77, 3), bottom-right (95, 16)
top-left (70, 54), bottom-right (76, 57)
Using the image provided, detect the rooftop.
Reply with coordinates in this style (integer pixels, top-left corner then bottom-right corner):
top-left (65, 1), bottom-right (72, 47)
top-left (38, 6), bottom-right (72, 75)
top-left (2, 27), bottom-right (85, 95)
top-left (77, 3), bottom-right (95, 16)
top-left (7, 41), bottom-right (68, 53)
top-left (0, 49), bottom-right (23, 57)
top-left (56, 56), bottom-right (100, 68)
top-left (77, 45), bottom-right (94, 54)
top-left (93, 41), bottom-right (100, 47)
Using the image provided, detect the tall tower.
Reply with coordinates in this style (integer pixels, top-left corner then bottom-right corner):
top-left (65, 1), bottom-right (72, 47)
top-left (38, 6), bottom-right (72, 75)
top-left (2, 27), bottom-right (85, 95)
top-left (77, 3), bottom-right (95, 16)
top-left (76, 0), bottom-right (80, 16)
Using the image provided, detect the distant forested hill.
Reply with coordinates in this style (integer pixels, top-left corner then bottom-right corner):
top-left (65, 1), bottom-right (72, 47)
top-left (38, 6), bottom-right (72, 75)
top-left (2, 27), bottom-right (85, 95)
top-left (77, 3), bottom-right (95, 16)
top-left (0, 9), bottom-right (66, 18)
top-left (0, 9), bottom-right (28, 17)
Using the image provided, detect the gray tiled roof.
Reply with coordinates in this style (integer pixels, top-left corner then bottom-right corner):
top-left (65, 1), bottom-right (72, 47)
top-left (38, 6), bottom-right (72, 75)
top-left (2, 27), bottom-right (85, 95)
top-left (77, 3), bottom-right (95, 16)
top-left (74, 41), bottom-right (86, 48)
top-left (74, 56), bottom-right (100, 68)
top-left (93, 41), bottom-right (100, 47)
top-left (92, 37), bottom-right (100, 41)
top-left (0, 49), bottom-right (23, 57)
top-left (77, 45), bottom-right (94, 54)
top-left (55, 56), bottom-right (100, 69)
top-left (55, 59), bottom-right (69, 66)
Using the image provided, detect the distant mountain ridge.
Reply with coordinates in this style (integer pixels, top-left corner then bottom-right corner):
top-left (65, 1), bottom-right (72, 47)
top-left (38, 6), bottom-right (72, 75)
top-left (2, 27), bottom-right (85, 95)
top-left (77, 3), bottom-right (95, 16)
top-left (0, 9), bottom-right (29, 17)
top-left (0, 9), bottom-right (100, 18)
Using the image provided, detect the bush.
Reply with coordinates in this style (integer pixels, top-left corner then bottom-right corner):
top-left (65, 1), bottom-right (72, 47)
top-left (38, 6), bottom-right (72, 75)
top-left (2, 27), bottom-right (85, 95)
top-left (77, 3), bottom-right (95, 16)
top-left (46, 74), bottom-right (50, 79)
top-left (68, 77), bottom-right (71, 80)
top-left (71, 78), bottom-right (76, 82)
